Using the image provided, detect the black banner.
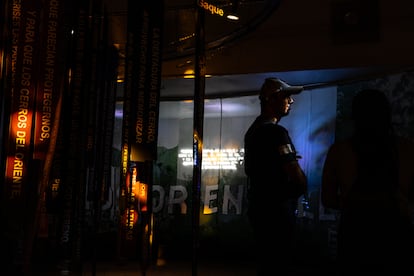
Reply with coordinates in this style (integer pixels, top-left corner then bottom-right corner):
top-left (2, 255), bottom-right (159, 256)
top-left (56, 1), bottom-right (88, 271)
top-left (33, 0), bottom-right (66, 160)
top-left (119, 0), bottom-right (163, 261)
top-left (127, 0), bottom-right (163, 162)
top-left (2, 0), bottom-right (41, 272)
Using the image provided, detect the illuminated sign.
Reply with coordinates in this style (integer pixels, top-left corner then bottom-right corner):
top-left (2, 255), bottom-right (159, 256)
top-left (179, 148), bottom-right (244, 170)
top-left (152, 184), bottom-right (244, 215)
top-left (198, 0), bottom-right (224, 16)
top-left (138, 182), bottom-right (148, 212)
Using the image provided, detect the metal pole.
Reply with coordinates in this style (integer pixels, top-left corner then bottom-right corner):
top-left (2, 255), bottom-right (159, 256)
top-left (192, 1), bottom-right (205, 275)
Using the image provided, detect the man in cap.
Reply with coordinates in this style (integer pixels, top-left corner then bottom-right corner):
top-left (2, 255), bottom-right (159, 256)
top-left (244, 78), bottom-right (307, 275)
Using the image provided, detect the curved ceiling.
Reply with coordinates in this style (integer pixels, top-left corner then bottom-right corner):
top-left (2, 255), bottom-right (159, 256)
top-left (106, 0), bottom-right (414, 99)
top-left (162, 0), bottom-right (281, 61)
top-left (106, 0), bottom-right (283, 80)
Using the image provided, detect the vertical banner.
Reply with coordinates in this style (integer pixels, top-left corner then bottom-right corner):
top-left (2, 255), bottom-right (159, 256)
top-left (119, 0), bottom-right (163, 264)
top-left (33, 0), bottom-right (66, 160)
top-left (99, 45), bottom-right (118, 202)
top-left (118, 161), bottom-right (152, 259)
top-left (55, 0), bottom-right (89, 272)
top-left (118, 162), bottom-right (140, 258)
top-left (85, 16), bottom-right (118, 204)
top-left (0, 0), bottom-right (7, 171)
top-left (84, 1), bottom-right (104, 206)
top-left (30, 1), bottom-right (67, 257)
top-left (2, 0), bottom-right (71, 272)
top-left (84, 11), bottom-right (118, 273)
top-left (128, 0), bottom-right (163, 162)
top-left (2, 0), bottom-right (41, 272)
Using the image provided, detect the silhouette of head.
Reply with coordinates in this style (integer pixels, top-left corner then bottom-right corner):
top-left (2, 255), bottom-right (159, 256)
top-left (259, 78), bottom-right (303, 102)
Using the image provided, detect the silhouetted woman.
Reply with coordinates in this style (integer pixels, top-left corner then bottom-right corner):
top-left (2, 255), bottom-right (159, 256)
top-left (321, 89), bottom-right (414, 275)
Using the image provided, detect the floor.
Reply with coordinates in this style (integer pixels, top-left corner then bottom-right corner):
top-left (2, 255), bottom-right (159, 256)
top-left (32, 262), bottom-right (338, 276)
top-left (30, 255), bottom-right (338, 276)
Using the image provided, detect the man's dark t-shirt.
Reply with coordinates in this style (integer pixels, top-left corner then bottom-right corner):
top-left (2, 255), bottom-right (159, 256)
top-left (244, 117), bottom-right (298, 221)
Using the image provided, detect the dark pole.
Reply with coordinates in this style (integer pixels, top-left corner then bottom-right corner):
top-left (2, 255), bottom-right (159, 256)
top-left (192, 1), bottom-right (205, 276)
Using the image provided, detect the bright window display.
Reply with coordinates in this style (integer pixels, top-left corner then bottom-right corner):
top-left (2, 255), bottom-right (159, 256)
top-left (153, 88), bottom-right (337, 257)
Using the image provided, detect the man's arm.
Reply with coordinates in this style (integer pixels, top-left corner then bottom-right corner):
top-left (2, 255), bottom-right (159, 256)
top-left (283, 160), bottom-right (307, 198)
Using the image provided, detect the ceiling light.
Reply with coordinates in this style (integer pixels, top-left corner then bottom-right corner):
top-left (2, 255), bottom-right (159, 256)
top-left (226, 0), bottom-right (240, 21)
top-left (227, 14), bottom-right (239, 21)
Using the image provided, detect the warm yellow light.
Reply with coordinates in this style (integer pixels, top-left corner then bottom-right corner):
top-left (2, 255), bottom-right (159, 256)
top-left (183, 69), bottom-right (212, 79)
top-left (184, 69), bottom-right (195, 78)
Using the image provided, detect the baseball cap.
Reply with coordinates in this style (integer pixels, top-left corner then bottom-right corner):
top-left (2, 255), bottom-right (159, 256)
top-left (259, 78), bottom-right (304, 101)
